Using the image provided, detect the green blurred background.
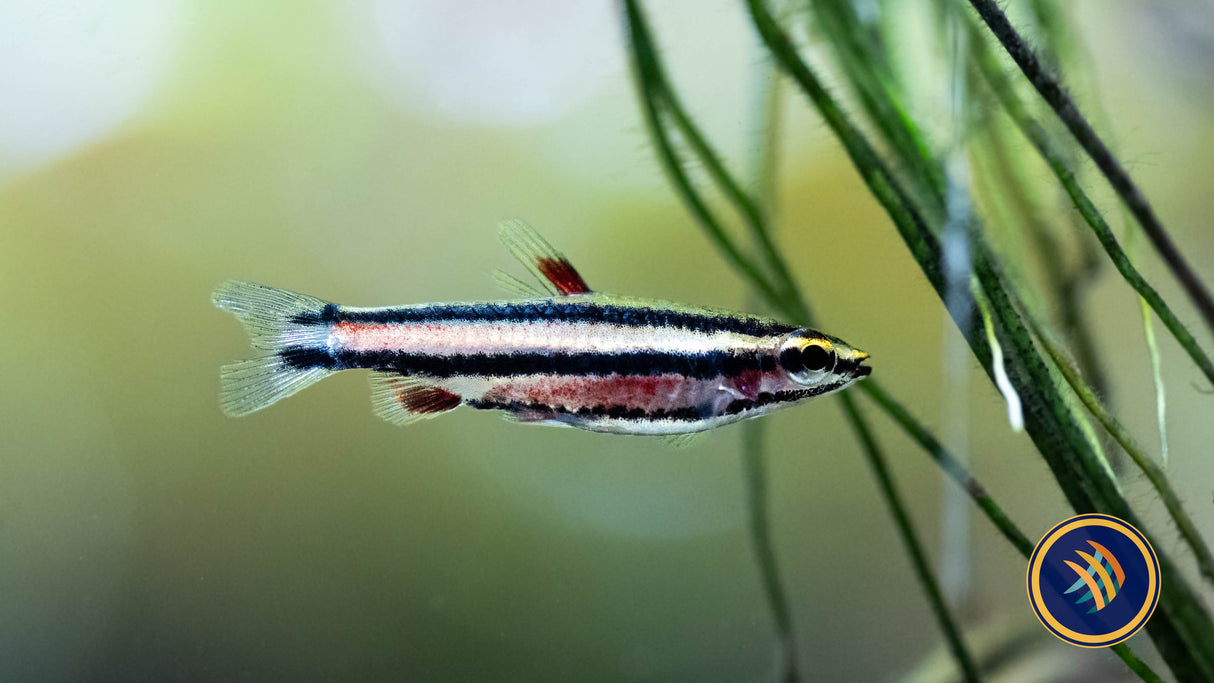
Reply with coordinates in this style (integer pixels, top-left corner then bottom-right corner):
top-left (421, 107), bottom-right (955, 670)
top-left (2, 1), bottom-right (1212, 680)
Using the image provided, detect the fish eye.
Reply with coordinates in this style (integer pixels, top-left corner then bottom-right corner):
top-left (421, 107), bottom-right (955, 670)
top-left (779, 334), bottom-right (837, 379)
top-left (801, 343), bottom-right (834, 372)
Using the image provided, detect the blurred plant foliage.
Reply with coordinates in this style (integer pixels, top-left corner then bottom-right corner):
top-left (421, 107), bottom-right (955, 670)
top-left (623, 0), bottom-right (1214, 681)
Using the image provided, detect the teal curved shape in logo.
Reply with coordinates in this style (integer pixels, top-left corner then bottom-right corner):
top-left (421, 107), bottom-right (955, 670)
top-left (1061, 540), bottom-right (1124, 614)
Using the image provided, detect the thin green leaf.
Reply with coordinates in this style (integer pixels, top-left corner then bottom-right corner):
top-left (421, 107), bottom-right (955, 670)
top-left (967, 21), bottom-right (1214, 389)
top-left (841, 393), bottom-right (982, 683)
top-left (1025, 311), bottom-right (1214, 585)
top-left (966, 0), bottom-right (1214, 336)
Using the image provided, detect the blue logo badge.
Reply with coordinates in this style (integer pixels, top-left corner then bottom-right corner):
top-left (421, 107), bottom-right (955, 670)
top-left (1027, 514), bottom-right (1160, 647)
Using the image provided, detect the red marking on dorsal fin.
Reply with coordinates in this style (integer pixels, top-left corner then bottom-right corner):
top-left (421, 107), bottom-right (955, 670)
top-left (536, 256), bottom-right (591, 296)
top-left (497, 219), bottom-right (594, 297)
top-left (398, 385), bottom-right (462, 414)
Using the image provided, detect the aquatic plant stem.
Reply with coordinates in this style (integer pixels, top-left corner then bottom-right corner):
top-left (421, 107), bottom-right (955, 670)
top-left (809, 2), bottom-right (946, 208)
top-left (741, 51), bottom-right (800, 683)
top-left (625, 5), bottom-right (985, 679)
top-left (966, 0), bottom-right (1214, 337)
top-left (861, 382), bottom-right (1157, 683)
top-left (1026, 313), bottom-right (1214, 585)
top-left (745, 0), bottom-right (945, 288)
top-left (624, 0), bottom-right (784, 310)
top-left (626, 7), bottom-right (811, 680)
top-left (744, 2), bottom-right (1196, 679)
top-left (742, 422), bottom-right (799, 683)
top-left (860, 381), bottom-right (1033, 556)
top-left (840, 394), bottom-right (982, 683)
top-left (978, 121), bottom-right (1107, 398)
top-left (969, 26), bottom-right (1214, 388)
top-left (623, 0), bottom-right (799, 308)
top-left (627, 3), bottom-right (1194, 679)
top-left (1109, 647), bottom-right (1166, 683)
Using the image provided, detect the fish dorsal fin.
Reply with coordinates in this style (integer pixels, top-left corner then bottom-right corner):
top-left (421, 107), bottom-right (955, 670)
top-left (497, 219), bottom-right (592, 296)
top-left (369, 372), bottom-right (462, 426)
top-left (490, 269), bottom-right (545, 298)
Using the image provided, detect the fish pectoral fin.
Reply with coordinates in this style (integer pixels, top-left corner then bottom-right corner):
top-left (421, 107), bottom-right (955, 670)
top-left (500, 407), bottom-right (567, 427)
top-left (369, 372), bottom-right (462, 426)
top-left (497, 218), bottom-right (593, 296)
top-left (661, 432), bottom-right (709, 449)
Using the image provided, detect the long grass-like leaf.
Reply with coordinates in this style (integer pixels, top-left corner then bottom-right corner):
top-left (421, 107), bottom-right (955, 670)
top-left (1126, 208), bottom-right (1171, 467)
top-left (968, 24), bottom-right (1214, 388)
top-left (976, 117), bottom-right (1109, 398)
top-left (966, 0), bottom-right (1214, 336)
top-left (627, 2), bottom-right (1214, 679)
top-left (623, 4), bottom-right (989, 679)
top-left (624, 4), bottom-right (806, 679)
top-left (841, 393), bottom-right (981, 683)
top-left (860, 381), bottom-right (1033, 556)
top-left (1025, 311), bottom-right (1214, 584)
top-left (744, 0), bottom-right (1207, 679)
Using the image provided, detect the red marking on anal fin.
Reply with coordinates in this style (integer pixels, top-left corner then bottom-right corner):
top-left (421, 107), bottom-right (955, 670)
top-left (398, 385), bottom-right (462, 414)
top-left (536, 256), bottom-right (591, 296)
top-left (369, 372), bottom-right (462, 426)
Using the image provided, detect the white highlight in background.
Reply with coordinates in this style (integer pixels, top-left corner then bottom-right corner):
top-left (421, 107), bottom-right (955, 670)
top-left (0, 0), bottom-right (182, 176)
top-left (359, 1), bottom-right (619, 127)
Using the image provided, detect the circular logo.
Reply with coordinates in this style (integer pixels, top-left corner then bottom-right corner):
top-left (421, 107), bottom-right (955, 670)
top-left (1027, 514), bottom-right (1160, 648)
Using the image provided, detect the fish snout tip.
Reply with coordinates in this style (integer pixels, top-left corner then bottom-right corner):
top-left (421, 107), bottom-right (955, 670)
top-left (848, 349), bottom-right (872, 378)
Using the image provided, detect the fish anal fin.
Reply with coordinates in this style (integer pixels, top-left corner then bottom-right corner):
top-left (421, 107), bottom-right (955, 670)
top-left (497, 218), bottom-right (593, 296)
top-left (400, 385), bottom-right (462, 414)
top-left (370, 372), bottom-right (462, 426)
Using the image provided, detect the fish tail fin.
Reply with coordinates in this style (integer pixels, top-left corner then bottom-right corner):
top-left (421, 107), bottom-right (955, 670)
top-left (212, 280), bottom-right (335, 417)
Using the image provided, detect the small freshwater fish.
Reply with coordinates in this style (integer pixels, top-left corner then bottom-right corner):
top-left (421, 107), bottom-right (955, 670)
top-left (214, 220), bottom-right (870, 435)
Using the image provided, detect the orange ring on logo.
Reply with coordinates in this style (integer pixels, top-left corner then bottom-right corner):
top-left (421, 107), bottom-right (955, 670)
top-left (1026, 514), bottom-right (1159, 648)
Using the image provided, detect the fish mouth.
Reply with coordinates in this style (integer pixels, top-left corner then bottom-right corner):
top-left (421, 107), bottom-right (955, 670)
top-left (846, 351), bottom-right (872, 379)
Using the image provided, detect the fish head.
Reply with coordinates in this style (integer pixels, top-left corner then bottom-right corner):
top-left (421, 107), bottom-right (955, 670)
top-left (777, 329), bottom-right (871, 392)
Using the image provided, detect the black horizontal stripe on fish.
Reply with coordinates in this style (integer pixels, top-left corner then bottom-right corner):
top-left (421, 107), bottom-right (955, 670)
top-left (293, 302), bottom-right (793, 338)
top-left (467, 388), bottom-right (837, 422)
top-left (280, 346), bottom-right (778, 378)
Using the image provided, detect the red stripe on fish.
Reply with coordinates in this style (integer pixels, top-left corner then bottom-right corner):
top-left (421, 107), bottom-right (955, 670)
top-left (331, 320), bottom-right (447, 352)
top-left (488, 374), bottom-right (708, 413)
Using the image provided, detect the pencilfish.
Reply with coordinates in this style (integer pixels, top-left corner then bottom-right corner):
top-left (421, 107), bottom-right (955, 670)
top-left (213, 220), bottom-right (871, 435)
